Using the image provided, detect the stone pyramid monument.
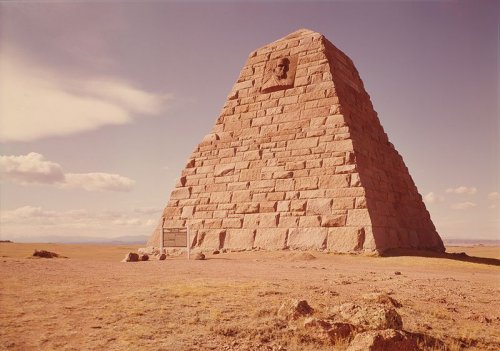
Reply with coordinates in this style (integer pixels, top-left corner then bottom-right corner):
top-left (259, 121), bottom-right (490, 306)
top-left (147, 29), bottom-right (445, 254)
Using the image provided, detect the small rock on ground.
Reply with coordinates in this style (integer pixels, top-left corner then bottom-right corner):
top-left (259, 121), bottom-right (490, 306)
top-left (194, 252), bottom-right (206, 260)
top-left (330, 303), bottom-right (403, 331)
top-left (303, 317), bottom-right (354, 342)
top-left (347, 329), bottom-right (418, 351)
top-left (122, 252), bottom-right (139, 262)
top-left (33, 250), bottom-right (60, 258)
top-left (278, 299), bottom-right (314, 320)
top-left (362, 293), bottom-right (402, 308)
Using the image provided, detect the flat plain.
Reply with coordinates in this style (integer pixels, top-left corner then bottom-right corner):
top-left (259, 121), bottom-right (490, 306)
top-left (0, 243), bottom-right (499, 350)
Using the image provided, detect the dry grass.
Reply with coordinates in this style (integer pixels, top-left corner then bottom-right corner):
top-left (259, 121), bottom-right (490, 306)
top-left (0, 243), bottom-right (499, 350)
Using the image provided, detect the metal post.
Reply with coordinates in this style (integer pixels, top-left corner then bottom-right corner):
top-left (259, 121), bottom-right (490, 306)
top-left (187, 225), bottom-right (190, 260)
top-left (160, 217), bottom-right (165, 252)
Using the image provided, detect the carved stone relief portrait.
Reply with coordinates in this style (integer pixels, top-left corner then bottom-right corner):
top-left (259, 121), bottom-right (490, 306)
top-left (261, 55), bottom-right (298, 93)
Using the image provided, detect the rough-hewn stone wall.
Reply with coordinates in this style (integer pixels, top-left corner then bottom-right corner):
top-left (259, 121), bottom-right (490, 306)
top-left (147, 29), bottom-right (444, 253)
top-left (322, 39), bottom-right (443, 252)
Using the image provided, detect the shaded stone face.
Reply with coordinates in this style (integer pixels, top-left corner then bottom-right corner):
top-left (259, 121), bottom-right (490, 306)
top-left (261, 55), bottom-right (298, 93)
top-left (275, 57), bottom-right (289, 79)
top-left (148, 29), bottom-right (445, 254)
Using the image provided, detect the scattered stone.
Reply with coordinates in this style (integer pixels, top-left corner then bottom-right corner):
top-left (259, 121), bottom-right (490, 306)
top-left (470, 315), bottom-right (492, 323)
top-left (213, 250), bottom-right (220, 255)
top-left (138, 246), bottom-right (159, 256)
top-left (140, 254), bottom-right (149, 261)
top-left (304, 317), bottom-right (332, 330)
top-left (408, 331), bottom-right (447, 350)
top-left (362, 293), bottom-right (402, 308)
top-left (33, 250), bottom-right (60, 258)
top-left (303, 317), bottom-right (354, 342)
top-left (331, 303), bottom-right (403, 331)
top-left (275, 297), bottom-right (446, 349)
top-left (122, 252), bottom-right (139, 262)
top-left (328, 322), bottom-right (356, 340)
top-left (158, 253), bottom-right (167, 260)
top-left (394, 271), bottom-right (402, 275)
top-left (323, 290), bottom-right (339, 297)
top-left (346, 329), bottom-right (418, 351)
top-left (277, 299), bottom-right (314, 321)
top-left (165, 248), bottom-right (184, 257)
top-left (194, 252), bottom-right (206, 260)
top-left (303, 317), bottom-right (334, 342)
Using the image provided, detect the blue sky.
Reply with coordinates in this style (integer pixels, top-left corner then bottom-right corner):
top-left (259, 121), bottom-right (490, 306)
top-left (0, 0), bottom-right (498, 242)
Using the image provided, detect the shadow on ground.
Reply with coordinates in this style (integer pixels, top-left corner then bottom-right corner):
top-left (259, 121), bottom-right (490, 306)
top-left (381, 249), bottom-right (500, 267)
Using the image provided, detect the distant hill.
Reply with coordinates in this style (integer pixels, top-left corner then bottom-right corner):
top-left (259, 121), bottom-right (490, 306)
top-left (443, 238), bottom-right (500, 247)
top-left (4, 235), bottom-right (149, 245)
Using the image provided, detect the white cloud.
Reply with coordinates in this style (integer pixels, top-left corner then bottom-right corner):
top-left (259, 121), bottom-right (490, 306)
top-left (0, 50), bottom-right (172, 142)
top-left (112, 218), bottom-right (142, 226)
top-left (145, 219), bottom-right (157, 226)
top-left (1, 206), bottom-right (57, 222)
top-left (0, 152), bottom-right (134, 192)
top-left (487, 192), bottom-right (499, 201)
top-left (0, 152), bottom-right (65, 184)
top-left (445, 186), bottom-right (477, 195)
top-left (450, 202), bottom-right (477, 210)
top-left (83, 79), bottom-right (166, 115)
top-left (423, 192), bottom-right (445, 204)
top-left (63, 173), bottom-right (135, 192)
top-left (134, 207), bottom-right (162, 215)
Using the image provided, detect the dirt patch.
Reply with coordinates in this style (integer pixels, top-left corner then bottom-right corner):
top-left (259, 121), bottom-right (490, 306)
top-left (281, 252), bottom-right (317, 261)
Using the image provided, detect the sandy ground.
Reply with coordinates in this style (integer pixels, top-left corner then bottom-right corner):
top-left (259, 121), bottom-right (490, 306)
top-left (0, 243), bottom-right (499, 351)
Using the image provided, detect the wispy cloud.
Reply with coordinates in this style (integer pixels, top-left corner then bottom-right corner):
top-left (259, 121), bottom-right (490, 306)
top-left (1, 206), bottom-right (156, 227)
top-left (423, 192), bottom-right (445, 204)
top-left (63, 173), bottom-right (135, 192)
top-left (488, 192), bottom-right (499, 209)
top-left (450, 202), bottom-right (477, 210)
top-left (133, 207), bottom-right (162, 215)
top-left (1, 206), bottom-right (58, 223)
top-left (445, 186), bottom-right (477, 195)
top-left (0, 152), bottom-right (135, 192)
top-left (0, 50), bottom-right (172, 142)
top-left (487, 192), bottom-right (499, 201)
